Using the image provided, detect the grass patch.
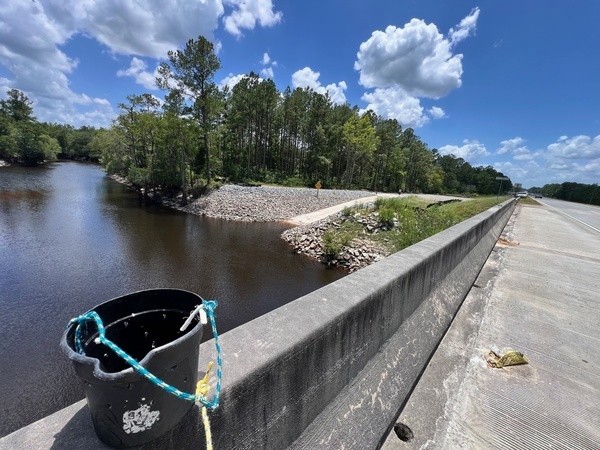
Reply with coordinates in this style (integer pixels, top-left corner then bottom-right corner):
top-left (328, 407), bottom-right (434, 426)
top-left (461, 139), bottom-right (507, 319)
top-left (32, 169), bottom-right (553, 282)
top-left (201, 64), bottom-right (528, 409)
top-left (341, 206), bottom-right (353, 217)
top-left (517, 197), bottom-right (541, 206)
top-left (374, 196), bottom-right (433, 210)
top-left (380, 196), bottom-right (507, 252)
top-left (327, 196), bottom-right (509, 256)
top-left (322, 221), bottom-right (363, 258)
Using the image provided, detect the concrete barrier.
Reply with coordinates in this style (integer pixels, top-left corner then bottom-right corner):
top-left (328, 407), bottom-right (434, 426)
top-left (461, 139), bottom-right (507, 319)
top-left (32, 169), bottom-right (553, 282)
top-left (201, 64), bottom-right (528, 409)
top-left (0, 199), bottom-right (516, 450)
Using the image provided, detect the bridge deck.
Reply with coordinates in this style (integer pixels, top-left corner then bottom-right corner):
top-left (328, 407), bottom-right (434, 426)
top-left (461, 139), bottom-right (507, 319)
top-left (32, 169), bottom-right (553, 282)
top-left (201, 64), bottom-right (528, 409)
top-left (383, 202), bottom-right (600, 449)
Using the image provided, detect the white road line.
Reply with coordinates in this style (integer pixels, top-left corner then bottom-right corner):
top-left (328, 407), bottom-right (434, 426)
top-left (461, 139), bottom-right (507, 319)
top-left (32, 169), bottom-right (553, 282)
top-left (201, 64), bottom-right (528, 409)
top-left (538, 200), bottom-right (600, 233)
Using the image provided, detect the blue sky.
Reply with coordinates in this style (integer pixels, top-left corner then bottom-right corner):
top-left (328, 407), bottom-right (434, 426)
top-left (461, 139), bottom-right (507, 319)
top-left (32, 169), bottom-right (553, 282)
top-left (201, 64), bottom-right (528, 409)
top-left (1, 0), bottom-right (599, 188)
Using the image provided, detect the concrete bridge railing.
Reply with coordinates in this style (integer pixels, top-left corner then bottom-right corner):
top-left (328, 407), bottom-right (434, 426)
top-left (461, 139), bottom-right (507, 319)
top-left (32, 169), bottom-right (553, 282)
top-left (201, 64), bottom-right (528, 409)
top-left (0, 198), bottom-right (516, 450)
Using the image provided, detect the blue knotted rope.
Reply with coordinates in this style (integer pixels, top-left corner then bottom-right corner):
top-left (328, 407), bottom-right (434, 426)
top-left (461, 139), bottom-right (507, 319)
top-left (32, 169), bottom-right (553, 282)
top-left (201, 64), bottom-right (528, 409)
top-left (69, 300), bottom-right (222, 410)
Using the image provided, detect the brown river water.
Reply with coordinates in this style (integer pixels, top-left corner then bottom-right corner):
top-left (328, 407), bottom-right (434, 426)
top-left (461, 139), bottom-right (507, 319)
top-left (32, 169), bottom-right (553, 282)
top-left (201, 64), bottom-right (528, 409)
top-left (0, 161), bottom-right (346, 436)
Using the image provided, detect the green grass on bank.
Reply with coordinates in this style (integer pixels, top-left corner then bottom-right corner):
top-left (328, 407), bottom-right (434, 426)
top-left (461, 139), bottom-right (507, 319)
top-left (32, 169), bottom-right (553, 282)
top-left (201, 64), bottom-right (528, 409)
top-left (517, 197), bottom-right (541, 206)
top-left (323, 196), bottom-right (510, 257)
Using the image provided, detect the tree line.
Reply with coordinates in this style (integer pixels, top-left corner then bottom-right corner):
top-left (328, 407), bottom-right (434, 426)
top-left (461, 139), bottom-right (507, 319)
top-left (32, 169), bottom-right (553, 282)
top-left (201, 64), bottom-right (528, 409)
top-left (532, 182), bottom-right (600, 206)
top-left (89, 35), bottom-right (513, 204)
top-left (1, 35), bottom-right (514, 202)
top-left (0, 89), bottom-right (97, 165)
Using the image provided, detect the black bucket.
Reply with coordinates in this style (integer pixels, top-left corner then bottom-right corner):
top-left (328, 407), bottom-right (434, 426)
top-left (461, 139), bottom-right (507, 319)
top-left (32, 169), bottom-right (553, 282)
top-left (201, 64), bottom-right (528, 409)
top-left (61, 289), bottom-right (204, 448)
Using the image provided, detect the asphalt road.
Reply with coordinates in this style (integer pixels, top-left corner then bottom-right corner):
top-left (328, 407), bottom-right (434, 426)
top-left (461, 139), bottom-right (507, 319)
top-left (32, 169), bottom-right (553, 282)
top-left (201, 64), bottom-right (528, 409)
top-left (536, 197), bottom-right (600, 232)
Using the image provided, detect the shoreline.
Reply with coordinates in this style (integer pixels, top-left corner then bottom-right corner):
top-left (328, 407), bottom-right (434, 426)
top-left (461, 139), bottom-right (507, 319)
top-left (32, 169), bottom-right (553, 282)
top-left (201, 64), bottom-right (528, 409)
top-left (109, 174), bottom-right (374, 222)
top-left (106, 173), bottom-right (471, 273)
top-left (281, 215), bottom-right (389, 272)
top-left (168, 185), bottom-right (378, 223)
top-left (107, 173), bottom-right (383, 271)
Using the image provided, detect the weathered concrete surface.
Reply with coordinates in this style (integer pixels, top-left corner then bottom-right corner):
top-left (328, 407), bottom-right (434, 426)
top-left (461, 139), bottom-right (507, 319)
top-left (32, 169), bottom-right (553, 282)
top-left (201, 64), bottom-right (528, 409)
top-left (382, 202), bottom-right (600, 449)
top-left (0, 199), bottom-right (514, 450)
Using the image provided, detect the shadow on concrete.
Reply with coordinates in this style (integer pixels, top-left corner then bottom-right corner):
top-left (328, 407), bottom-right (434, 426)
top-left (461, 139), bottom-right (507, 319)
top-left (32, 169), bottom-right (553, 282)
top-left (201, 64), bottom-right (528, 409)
top-left (49, 404), bottom-right (207, 449)
top-left (49, 406), bottom-right (108, 450)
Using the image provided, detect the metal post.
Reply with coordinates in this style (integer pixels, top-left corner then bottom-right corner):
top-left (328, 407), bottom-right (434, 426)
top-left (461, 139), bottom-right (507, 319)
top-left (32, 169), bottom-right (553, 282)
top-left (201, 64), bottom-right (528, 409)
top-left (495, 176), bottom-right (509, 200)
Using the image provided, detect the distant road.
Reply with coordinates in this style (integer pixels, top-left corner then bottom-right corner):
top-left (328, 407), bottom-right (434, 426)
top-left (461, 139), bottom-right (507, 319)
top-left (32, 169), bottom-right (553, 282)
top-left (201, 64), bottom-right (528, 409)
top-left (536, 197), bottom-right (600, 232)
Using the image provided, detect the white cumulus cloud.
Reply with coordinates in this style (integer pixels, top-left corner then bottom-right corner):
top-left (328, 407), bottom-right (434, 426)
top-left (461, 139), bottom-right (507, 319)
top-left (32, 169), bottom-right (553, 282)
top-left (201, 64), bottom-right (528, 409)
top-left (355, 19), bottom-right (466, 98)
top-left (354, 9), bottom-right (478, 128)
top-left (496, 136), bottom-right (535, 160)
top-left (438, 139), bottom-right (490, 162)
top-left (493, 160), bottom-right (539, 183)
top-left (449, 8), bottom-right (480, 46)
top-left (223, 0), bottom-right (282, 37)
top-left (547, 135), bottom-right (600, 159)
top-left (260, 67), bottom-right (274, 79)
top-left (291, 67), bottom-right (347, 105)
top-left (219, 73), bottom-right (249, 90)
top-left (362, 87), bottom-right (428, 129)
top-left (117, 57), bottom-right (160, 90)
top-left (428, 106), bottom-right (446, 119)
top-left (292, 67), bottom-right (320, 89)
top-left (497, 137), bottom-right (528, 155)
top-left (259, 52), bottom-right (276, 79)
top-left (0, 0), bottom-right (282, 127)
top-left (42, 0), bottom-right (225, 59)
top-left (495, 135), bottom-right (600, 186)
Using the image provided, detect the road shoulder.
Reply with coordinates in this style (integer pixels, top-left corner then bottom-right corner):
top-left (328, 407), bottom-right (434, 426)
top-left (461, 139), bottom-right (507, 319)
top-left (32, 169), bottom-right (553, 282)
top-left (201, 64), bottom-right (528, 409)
top-left (382, 203), bottom-right (600, 449)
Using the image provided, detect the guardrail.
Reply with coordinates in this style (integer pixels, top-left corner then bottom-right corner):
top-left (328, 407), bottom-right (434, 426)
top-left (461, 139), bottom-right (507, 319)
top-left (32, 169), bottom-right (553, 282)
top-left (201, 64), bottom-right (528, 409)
top-left (0, 198), bottom-right (516, 450)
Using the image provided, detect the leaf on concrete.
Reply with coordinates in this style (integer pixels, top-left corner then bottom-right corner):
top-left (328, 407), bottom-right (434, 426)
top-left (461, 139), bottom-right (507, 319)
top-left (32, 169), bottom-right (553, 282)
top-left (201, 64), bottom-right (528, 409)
top-left (485, 349), bottom-right (529, 368)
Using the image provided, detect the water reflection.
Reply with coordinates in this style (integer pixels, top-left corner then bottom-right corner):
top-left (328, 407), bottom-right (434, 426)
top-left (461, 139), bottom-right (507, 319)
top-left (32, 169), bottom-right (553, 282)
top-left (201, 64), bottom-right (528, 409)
top-left (0, 162), bottom-right (346, 436)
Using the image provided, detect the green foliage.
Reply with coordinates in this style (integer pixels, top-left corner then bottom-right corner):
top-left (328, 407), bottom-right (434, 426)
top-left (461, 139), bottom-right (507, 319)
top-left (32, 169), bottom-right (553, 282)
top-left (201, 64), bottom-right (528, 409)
top-left (378, 207), bottom-right (395, 227)
top-left (0, 116), bottom-right (17, 159)
top-left (341, 112), bottom-right (379, 187)
top-left (38, 134), bottom-right (61, 161)
top-left (377, 196), bottom-right (432, 210)
top-left (91, 128), bottom-right (129, 175)
top-left (374, 197), bottom-right (386, 209)
top-left (371, 197), bottom-right (504, 253)
top-left (39, 123), bottom-right (97, 160)
top-left (0, 88), bottom-right (61, 165)
top-left (157, 35), bottom-right (222, 184)
top-left (541, 181), bottom-right (600, 206)
top-left (280, 176), bottom-right (306, 187)
top-left (222, 73), bottom-right (279, 181)
top-left (127, 166), bottom-right (151, 188)
top-left (322, 225), bottom-right (357, 258)
top-left (434, 154), bottom-right (512, 196)
top-left (1, 89), bottom-right (33, 122)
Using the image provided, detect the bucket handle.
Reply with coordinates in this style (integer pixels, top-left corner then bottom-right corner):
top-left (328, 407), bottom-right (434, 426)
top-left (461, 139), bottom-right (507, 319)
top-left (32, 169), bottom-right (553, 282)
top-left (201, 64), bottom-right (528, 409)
top-left (180, 303), bottom-right (208, 332)
top-left (68, 300), bottom-right (222, 410)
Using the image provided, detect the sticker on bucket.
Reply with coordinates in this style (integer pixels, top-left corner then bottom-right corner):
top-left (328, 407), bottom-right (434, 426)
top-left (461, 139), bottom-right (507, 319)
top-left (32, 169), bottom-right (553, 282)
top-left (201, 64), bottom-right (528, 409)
top-left (123, 404), bottom-right (160, 434)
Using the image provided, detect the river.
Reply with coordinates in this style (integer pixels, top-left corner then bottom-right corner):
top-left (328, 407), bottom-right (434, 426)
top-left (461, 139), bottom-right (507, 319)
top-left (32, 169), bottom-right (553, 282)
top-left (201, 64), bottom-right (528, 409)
top-left (0, 161), bottom-right (346, 437)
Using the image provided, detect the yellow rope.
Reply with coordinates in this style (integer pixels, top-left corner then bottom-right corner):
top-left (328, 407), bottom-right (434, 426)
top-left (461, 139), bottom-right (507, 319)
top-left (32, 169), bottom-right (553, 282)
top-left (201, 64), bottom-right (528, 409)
top-left (196, 362), bottom-right (214, 450)
top-left (201, 406), bottom-right (212, 450)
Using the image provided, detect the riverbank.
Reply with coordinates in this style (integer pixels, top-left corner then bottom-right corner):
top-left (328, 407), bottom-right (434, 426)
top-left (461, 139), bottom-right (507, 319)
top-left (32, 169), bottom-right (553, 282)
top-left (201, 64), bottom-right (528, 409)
top-left (161, 183), bottom-right (386, 271)
top-left (165, 184), bottom-right (375, 222)
top-left (106, 174), bottom-right (474, 273)
top-left (282, 214), bottom-right (389, 272)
